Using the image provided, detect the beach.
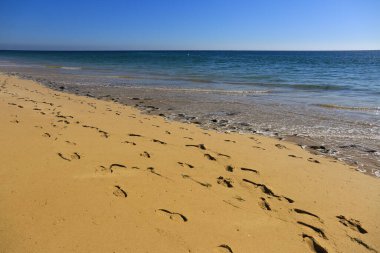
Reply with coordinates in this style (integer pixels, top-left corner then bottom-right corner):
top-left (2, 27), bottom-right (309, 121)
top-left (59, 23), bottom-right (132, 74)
top-left (0, 73), bottom-right (379, 252)
top-left (1, 50), bottom-right (379, 177)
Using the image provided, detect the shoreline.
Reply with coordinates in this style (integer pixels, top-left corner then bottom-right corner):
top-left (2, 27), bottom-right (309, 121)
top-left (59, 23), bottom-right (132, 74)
top-left (6, 71), bottom-right (379, 178)
top-left (0, 73), bottom-right (379, 252)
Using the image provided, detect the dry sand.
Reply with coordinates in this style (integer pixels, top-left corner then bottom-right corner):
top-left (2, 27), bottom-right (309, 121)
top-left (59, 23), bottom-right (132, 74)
top-left (0, 73), bottom-right (379, 253)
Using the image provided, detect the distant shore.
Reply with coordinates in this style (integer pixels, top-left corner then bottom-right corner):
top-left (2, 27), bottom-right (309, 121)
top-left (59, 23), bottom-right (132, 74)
top-left (0, 73), bottom-right (379, 252)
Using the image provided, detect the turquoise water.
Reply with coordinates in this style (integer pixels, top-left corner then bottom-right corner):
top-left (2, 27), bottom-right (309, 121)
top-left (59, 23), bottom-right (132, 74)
top-left (0, 50), bottom-right (379, 176)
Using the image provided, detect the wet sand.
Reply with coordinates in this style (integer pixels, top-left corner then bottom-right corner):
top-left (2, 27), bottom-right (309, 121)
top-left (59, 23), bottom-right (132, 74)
top-left (9, 70), bottom-right (378, 178)
top-left (0, 73), bottom-right (379, 253)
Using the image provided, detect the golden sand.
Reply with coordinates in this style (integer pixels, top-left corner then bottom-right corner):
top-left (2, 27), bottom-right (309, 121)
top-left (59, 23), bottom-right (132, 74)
top-left (0, 73), bottom-right (379, 253)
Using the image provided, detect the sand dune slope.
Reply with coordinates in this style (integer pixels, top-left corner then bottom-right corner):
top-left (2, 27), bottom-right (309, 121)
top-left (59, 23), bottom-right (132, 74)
top-left (0, 74), bottom-right (379, 253)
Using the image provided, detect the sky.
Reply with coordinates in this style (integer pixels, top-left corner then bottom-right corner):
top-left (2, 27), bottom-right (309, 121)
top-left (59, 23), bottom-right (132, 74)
top-left (0, 0), bottom-right (379, 50)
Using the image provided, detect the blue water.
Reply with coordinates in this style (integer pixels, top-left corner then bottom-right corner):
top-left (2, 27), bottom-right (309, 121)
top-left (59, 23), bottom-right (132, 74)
top-left (0, 50), bottom-right (379, 176)
top-left (0, 50), bottom-right (379, 110)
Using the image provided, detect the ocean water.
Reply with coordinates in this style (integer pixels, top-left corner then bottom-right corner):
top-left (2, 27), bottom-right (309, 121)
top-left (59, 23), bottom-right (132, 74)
top-left (0, 50), bottom-right (379, 176)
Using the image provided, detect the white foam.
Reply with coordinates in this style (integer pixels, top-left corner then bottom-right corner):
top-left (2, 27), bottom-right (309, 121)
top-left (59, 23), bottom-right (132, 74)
top-left (373, 169), bottom-right (380, 178)
top-left (117, 85), bottom-right (271, 95)
top-left (61, 67), bottom-right (82, 70)
top-left (356, 168), bottom-right (366, 173)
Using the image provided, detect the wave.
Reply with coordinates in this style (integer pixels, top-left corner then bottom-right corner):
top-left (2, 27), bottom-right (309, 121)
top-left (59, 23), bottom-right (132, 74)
top-left (116, 85), bottom-right (271, 95)
top-left (119, 75), bottom-right (215, 84)
top-left (115, 75), bottom-right (145, 80)
top-left (315, 104), bottom-right (380, 112)
top-left (45, 65), bottom-right (81, 70)
top-left (290, 84), bottom-right (348, 91)
top-left (62, 66), bottom-right (82, 70)
top-left (174, 77), bottom-right (215, 84)
top-left (0, 64), bottom-right (22, 67)
top-left (45, 65), bottom-right (61, 69)
top-left (0, 62), bottom-right (42, 68)
top-left (221, 81), bottom-right (348, 91)
top-left (114, 74), bottom-right (349, 91)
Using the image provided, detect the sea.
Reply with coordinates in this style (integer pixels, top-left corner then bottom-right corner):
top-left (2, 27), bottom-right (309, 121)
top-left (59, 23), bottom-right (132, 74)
top-left (0, 50), bottom-right (379, 177)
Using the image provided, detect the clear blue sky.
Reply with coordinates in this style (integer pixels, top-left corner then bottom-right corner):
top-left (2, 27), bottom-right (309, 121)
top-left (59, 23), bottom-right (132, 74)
top-left (0, 0), bottom-right (379, 50)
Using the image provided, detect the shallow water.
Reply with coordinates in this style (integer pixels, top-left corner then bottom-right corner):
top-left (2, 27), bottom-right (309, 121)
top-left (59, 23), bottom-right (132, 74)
top-left (0, 50), bottom-right (379, 176)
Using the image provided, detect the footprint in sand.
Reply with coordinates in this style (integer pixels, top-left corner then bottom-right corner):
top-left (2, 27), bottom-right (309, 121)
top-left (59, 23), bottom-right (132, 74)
top-left (109, 163), bottom-right (126, 170)
top-left (249, 137), bottom-right (262, 144)
top-left (57, 152), bottom-right (80, 161)
top-left (178, 162), bottom-right (194, 169)
top-left (348, 236), bottom-right (377, 253)
top-left (140, 151), bottom-right (151, 158)
top-left (113, 185), bottom-right (127, 198)
top-left (157, 209), bottom-right (187, 222)
top-left (218, 153), bottom-right (231, 158)
top-left (293, 208), bottom-right (321, 221)
top-left (234, 195), bottom-right (245, 202)
top-left (98, 130), bottom-right (109, 138)
top-left (297, 221), bottom-right (327, 239)
top-left (308, 158), bottom-right (320, 164)
top-left (8, 102), bottom-right (23, 108)
top-left (82, 124), bottom-right (109, 138)
top-left (185, 144), bottom-right (206, 150)
top-left (122, 140), bottom-right (137, 146)
top-left (225, 165), bottom-right (234, 172)
top-left (152, 139), bottom-right (167, 145)
top-left (217, 176), bottom-right (233, 188)
top-left (241, 167), bottom-right (259, 174)
top-left (97, 163), bottom-right (126, 173)
top-left (214, 244), bottom-right (234, 253)
top-left (259, 197), bottom-right (271, 211)
top-left (302, 234), bottom-right (328, 253)
top-left (252, 145), bottom-right (266, 150)
top-left (128, 133), bottom-right (142, 137)
top-left (243, 179), bottom-right (280, 198)
top-left (243, 179), bottom-right (294, 203)
top-left (57, 119), bottom-right (70, 124)
top-left (275, 143), bottom-right (288, 149)
top-left (336, 215), bottom-right (367, 234)
top-left (182, 174), bottom-right (211, 188)
top-left (56, 114), bottom-right (74, 119)
top-left (204, 153), bottom-right (216, 161)
top-left (65, 140), bottom-right (76, 146)
top-left (147, 167), bottom-right (162, 177)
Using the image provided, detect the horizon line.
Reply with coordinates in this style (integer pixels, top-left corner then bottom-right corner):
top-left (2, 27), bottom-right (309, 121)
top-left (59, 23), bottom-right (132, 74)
top-left (1, 49), bottom-right (379, 52)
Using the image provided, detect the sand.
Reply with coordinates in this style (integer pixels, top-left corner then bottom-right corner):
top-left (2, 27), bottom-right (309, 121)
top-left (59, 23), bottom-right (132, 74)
top-left (0, 73), bottom-right (379, 253)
